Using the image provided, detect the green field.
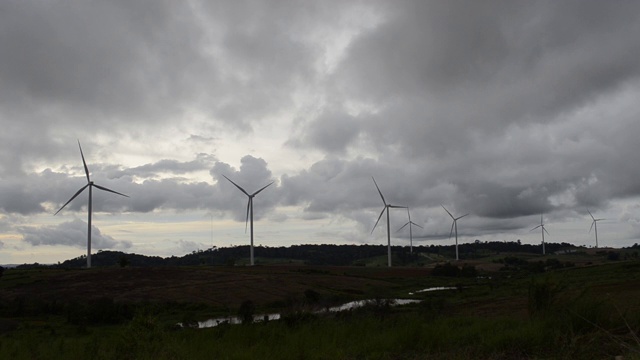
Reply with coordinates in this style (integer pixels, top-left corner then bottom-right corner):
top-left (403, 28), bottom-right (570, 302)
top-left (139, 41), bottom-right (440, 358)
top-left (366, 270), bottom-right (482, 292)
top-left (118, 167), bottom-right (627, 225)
top-left (1, 253), bottom-right (639, 359)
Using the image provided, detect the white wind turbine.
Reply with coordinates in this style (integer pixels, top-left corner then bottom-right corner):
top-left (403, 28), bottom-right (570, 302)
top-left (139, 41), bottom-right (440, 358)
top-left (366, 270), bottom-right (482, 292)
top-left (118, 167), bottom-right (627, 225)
top-left (441, 205), bottom-right (468, 261)
top-left (371, 177), bottom-right (406, 267)
top-left (397, 207), bottom-right (423, 254)
top-left (54, 140), bottom-right (129, 268)
top-left (587, 209), bottom-right (605, 248)
top-left (223, 175), bottom-right (273, 266)
top-left (530, 214), bottom-right (549, 255)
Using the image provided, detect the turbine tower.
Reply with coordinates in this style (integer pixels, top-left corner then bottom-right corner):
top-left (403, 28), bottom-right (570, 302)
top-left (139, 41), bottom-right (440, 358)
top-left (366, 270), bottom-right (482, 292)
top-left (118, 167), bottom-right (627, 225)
top-left (223, 175), bottom-right (273, 266)
top-left (397, 207), bottom-right (423, 254)
top-left (371, 177), bottom-right (406, 267)
top-left (441, 205), bottom-right (468, 261)
top-left (530, 214), bottom-right (549, 255)
top-left (55, 140), bottom-right (129, 268)
top-left (587, 209), bottom-right (605, 248)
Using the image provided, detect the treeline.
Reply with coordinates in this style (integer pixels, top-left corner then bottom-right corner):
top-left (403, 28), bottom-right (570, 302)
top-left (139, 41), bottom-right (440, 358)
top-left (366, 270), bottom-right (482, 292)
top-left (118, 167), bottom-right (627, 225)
top-left (11, 240), bottom-right (582, 269)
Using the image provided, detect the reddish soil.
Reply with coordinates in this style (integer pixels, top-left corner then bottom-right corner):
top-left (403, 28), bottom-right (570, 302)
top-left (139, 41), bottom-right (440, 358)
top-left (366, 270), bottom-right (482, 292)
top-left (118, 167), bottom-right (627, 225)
top-left (0, 265), bottom-right (433, 308)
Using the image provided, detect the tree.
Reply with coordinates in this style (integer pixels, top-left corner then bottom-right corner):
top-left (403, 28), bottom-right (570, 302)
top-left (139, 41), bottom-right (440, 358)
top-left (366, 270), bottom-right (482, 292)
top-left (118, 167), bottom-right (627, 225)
top-left (118, 256), bottom-right (130, 268)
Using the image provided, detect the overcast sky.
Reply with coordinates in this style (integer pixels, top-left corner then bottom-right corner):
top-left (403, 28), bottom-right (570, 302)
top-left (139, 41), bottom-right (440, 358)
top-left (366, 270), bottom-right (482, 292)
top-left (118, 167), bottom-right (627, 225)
top-left (2, 0), bottom-right (640, 264)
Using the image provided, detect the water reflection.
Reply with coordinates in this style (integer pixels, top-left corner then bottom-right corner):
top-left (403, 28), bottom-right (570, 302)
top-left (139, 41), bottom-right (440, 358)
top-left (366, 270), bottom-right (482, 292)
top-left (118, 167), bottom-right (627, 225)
top-left (408, 286), bottom-right (457, 295)
top-left (186, 298), bottom-right (421, 329)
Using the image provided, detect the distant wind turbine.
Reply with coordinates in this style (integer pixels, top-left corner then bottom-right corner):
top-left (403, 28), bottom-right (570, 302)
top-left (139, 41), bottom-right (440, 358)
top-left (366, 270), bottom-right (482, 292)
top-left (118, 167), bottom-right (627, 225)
top-left (587, 209), bottom-right (605, 248)
top-left (397, 207), bottom-right (423, 254)
top-left (441, 205), bottom-right (468, 261)
top-left (223, 175), bottom-right (273, 266)
top-left (530, 214), bottom-right (549, 255)
top-left (54, 140), bottom-right (129, 268)
top-left (371, 177), bottom-right (406, 267)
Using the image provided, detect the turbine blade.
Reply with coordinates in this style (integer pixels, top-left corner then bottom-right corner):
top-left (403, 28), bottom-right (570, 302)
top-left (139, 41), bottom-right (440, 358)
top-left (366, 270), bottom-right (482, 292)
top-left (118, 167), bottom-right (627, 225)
top-left (222, 175), bottom-right (250, 196)
top-left (411, 221), bottom-right (424, 229)
top-left (54, 184), bottom-right (90, 215)
top-left (93, 183), bottom-right (129, 197)
top-left (587, 208), bottom-right (595, 221)
top-left (449, 221), bottom-right (455, 239)
top-left (441, 205), bottom-right (454, 219)
top-left (543, 227), bottom-right (550, 236)
top-left (589, 221), bottom-right (595, 234)
top-left (371, 207), bottom-right (386, 234)
top-left (245, 198), bottom-right (251, 233)
top-left (77, 140), bottom-right (91, 183)
top-left (371, 177), bottom-right (387, 205)
top-left (389, 205), bottom-right (407, 209)
top-left (252, 181), bottom-right (274, 196)
top-left (456, 213), bottom-right (469, 220)
top-left (397, 222), bottom-right (410, 232)
top-left (531, 225), bottom-right (542, 231)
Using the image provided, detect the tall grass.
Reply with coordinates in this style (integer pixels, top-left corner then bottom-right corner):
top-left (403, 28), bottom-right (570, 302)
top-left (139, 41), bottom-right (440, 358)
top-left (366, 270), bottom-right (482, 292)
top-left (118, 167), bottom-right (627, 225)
top-left (4, 306), bottom-right (638, 360)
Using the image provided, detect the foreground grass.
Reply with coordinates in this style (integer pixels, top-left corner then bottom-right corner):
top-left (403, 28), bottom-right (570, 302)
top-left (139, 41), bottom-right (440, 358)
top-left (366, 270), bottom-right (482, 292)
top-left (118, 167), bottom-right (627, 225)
top-left (2, 298), bottom-right (639, 360)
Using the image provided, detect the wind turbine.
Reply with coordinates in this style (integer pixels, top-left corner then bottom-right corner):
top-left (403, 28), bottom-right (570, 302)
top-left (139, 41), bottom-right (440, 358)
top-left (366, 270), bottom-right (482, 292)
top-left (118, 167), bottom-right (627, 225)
top-left (530, 214), bottom-right (549, 255)
top-left (397, 207), bottom-right (423, 254)
top-left (54, 140), bottom-right (129, 268)
top-left (222, 175), bottom-right (273, 266)
top-left (587, 209), bottom-right (605, 248)
top-left (441, 205), bottom-right (468, 261)
top-left (371, 177), bottom-right (406, 267)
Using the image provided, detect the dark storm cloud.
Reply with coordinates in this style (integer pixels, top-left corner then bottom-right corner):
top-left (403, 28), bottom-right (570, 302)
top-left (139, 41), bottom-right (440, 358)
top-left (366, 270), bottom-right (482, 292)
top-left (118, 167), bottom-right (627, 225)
top-left (0, 0), bottom-right (330, 175)
top-left (0, 0), bottom-right (210, 122)
top-left (285, 0), bottom-right (640, 238)
top-left (335, 1), bottom-right (640, 121)
top-left (19, 219), bottom-right (132, 249)
top-left (288, 111), bottom-right (361, 154)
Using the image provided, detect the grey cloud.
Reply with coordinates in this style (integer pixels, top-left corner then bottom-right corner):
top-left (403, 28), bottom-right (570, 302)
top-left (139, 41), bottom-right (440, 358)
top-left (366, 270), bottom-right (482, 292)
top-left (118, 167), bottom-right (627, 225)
top-left (2, 1), bottom-right (640, 252)
top-left (0, 177), bottom-right (47, 215)
top-left (175, 239), bottom-right (208, 255)
top-left (114, 153), bottom-right (217, 178)
top-left (19, 219), bottom-right (132, 249)
top-left (211, 155), bottom-right (278, 221)
top-left (124, 179), bottom-right (213, 213)
top-left (0, 0), bottom-right (210, 121)
top-left (288, 111), bottom-right (361, 154)
top-left (336, 1), bottom-right (640, 118)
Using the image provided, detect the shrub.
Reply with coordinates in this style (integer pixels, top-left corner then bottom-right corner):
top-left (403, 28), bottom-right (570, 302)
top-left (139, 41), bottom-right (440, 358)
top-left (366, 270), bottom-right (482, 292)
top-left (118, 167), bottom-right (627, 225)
top-left (528, 276), bottom-right (560, 316)
top-left (432, 262), bottom-right (460, 277)
top-left (238, 300), bottom-right (255, 325)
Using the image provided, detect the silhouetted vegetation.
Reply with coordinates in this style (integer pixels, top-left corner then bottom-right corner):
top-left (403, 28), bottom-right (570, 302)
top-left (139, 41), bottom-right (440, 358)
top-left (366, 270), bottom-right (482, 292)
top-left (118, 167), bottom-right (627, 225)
top-left (431, 262), bottom-right (477, 277)
top-left (7, 241), bottom-right (582, 269)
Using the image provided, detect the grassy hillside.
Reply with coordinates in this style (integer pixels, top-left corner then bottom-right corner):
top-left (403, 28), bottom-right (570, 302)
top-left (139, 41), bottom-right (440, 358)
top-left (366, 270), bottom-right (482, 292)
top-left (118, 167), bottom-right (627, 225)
top-left (1, 252), bottom-right (639, 359)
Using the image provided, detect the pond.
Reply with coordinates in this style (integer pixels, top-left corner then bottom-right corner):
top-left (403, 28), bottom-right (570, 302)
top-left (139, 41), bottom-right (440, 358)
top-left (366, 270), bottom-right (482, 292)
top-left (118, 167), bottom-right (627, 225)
top-left (184, 298), bottom-right (422, 329)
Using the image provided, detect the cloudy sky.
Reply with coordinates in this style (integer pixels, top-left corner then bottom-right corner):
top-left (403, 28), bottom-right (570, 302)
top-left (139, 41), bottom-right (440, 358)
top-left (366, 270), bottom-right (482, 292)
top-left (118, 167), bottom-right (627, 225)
top-left (1, 0), bottom-right (640, 264)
